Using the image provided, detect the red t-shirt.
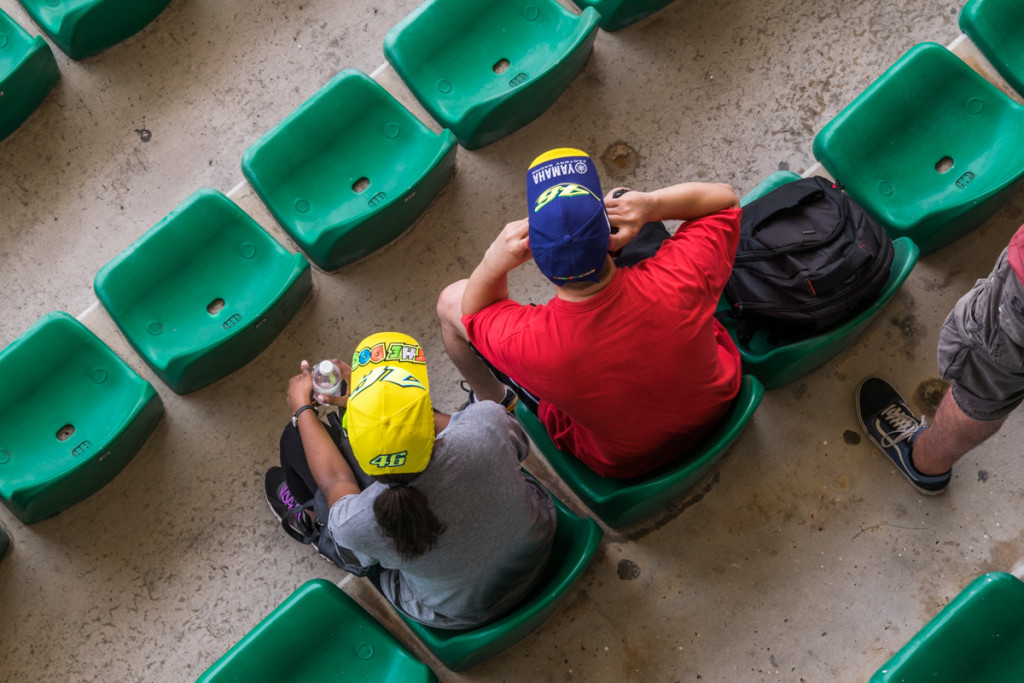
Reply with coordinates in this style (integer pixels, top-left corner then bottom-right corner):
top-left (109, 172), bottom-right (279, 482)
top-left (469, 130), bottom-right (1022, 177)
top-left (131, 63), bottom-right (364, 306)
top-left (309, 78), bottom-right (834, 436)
top-left (464, 208), bottom-right (743, 479)
top-left (1008, 223), bottom-right (1024, 283)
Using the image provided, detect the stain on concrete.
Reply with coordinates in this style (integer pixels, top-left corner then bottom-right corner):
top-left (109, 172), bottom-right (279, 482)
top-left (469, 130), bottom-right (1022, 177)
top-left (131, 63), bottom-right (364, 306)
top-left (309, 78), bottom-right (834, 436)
top-left (978, 470), bottom-right (989, 483)
top-left (790, 381), bottom-right (808, 401)
top-left (889, 310), bottom-right (927, 360)
top-left (623, 470), bottom-right (722, 541)
top-left (914, 378), bottom-right (949, 416)
top-left (617, 559), bottom-right (641, 581)
top-left (600, 142), bottom-right (639, 179)
top-left (923, 268), bottom-right (963, 292)
top-left (842, 430), bottom-right (861, 445)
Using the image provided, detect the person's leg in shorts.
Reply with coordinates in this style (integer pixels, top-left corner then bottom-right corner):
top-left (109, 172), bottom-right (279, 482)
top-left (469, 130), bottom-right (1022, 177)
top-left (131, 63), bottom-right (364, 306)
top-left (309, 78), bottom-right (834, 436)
top-left (858, 248), bottom-right (1024, 493)
top-left (914, 250), bottom-right (1024, 474)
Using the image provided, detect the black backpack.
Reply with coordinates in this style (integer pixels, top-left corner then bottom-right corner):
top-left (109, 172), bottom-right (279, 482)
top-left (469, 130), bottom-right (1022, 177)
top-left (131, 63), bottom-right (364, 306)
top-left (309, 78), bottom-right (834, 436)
top-left (722, 176), bottom-right (894, 338)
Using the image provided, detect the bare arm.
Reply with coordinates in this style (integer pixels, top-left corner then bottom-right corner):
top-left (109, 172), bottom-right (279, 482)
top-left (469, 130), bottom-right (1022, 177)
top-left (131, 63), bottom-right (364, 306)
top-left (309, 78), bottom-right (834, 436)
top-left (604, 182), bottom-right (739, 251)
top-left (287, 360), bottom-right (361, 507)
top-left (461, 218), bottom-right (532, 317)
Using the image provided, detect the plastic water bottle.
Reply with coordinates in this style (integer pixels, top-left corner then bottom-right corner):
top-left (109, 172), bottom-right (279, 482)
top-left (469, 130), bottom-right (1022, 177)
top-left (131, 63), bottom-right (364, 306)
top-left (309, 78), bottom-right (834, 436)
top-left (312, 360), bottom-right (344, 403)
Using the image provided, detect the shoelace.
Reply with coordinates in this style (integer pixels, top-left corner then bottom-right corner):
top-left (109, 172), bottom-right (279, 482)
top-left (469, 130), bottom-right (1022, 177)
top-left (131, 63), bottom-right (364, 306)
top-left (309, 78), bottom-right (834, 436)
top-left (877, 404), bottom-right (926, 449)
top-left (278, 483), bottom-right (300, 510)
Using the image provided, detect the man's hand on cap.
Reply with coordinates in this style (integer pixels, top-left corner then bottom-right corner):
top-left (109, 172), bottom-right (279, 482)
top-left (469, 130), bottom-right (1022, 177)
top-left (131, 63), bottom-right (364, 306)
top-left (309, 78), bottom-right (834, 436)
top-left (484, 218), bottom-right (533, 274)
top-left (605, 188), bottom-right (654, 251)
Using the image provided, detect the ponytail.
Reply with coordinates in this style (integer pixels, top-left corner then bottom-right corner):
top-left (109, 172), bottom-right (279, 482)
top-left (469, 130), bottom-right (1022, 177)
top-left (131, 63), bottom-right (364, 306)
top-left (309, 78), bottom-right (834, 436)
top-left (373, 474), bottom-right (446, 560)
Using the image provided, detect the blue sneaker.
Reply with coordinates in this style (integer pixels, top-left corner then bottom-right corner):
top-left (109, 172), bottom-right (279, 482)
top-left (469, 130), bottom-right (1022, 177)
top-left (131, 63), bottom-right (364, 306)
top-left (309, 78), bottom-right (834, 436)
top-left (856, 377), bottom-right (950, 495)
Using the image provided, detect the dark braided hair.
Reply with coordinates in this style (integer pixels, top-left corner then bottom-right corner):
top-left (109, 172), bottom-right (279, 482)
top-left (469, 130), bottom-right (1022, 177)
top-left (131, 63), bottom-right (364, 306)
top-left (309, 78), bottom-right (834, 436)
top-left (372, 473), bottom-right (446, 560)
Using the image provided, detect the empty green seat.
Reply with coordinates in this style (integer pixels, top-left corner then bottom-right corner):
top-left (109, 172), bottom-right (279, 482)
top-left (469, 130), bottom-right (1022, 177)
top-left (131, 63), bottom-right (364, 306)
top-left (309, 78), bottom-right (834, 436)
top-left (572, 0), bottom-right (677, 32)
top-left (960, 0), bottom-right (1024, 98)
top-left (0, 312), bottom-right (163, 524)
top-left (399, 496), bottom-right (602, 671)
top-left (871, 572), bottom-right (1024, 682)
top-left (242, 69), bottom-right (456, 271)
top-left (383, 0), bottom-right (600, 149)
top-left (17, 0), bottom-right (173, 60)
top-left (515, 376), bottom-right (763, 528)
top-left (718, 171), bottom-right (920, 390)
top-left (199, 579), bottom-right (437, 683)
top-left (813, 42), bottom-right (1024, 254)
top-left (94, 189), bottom-right (311, 394)
top-left (0, 8), bottom-right (58, 141)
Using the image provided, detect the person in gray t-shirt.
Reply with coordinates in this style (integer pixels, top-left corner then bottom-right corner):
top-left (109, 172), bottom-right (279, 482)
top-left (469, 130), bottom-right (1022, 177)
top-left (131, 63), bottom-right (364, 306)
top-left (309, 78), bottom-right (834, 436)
top-left (267, 331), bottom-right (556, 630)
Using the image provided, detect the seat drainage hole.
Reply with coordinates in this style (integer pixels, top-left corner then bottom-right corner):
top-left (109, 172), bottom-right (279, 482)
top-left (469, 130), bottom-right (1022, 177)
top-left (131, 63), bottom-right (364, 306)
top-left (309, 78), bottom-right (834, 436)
top-left (935, 156), bottom-right (954, 174)
top-left (207, 298), bottom-right (226, 315)
top-left (57, 424), bottom-right (76, 442)
top-left (493, 58), bottom-right (511, 74)
top-left (353, 177), bottom-right (370, 194)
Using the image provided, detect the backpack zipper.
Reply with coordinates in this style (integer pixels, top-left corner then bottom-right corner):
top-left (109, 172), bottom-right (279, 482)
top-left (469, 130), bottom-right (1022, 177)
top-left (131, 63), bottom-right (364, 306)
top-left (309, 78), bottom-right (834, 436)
top-left (731, 244), bottom-right (890, 316)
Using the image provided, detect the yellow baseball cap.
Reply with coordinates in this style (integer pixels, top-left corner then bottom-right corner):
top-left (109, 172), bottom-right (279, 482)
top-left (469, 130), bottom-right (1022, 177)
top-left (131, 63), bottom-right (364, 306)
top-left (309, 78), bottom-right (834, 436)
top-left (344, 332), bottom-right (434, 475)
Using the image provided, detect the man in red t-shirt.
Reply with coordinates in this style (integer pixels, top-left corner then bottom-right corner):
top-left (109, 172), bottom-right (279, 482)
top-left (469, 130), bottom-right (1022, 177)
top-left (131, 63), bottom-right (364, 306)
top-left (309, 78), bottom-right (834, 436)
top-left (857, 224), bottom-right (1024, 495)
top-left (436, 147), bottom-right (742, 479)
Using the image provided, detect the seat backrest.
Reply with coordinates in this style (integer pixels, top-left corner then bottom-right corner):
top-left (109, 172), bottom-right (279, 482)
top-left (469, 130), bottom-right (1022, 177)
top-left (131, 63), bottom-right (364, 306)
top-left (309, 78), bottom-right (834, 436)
top-left (516, 376), bottom-right (763, 527)
top-left (960, 0), bottom-right (1024, 96)
top-left (872, 572), bottom-right (1024, 682)
top-left (0, 9), bottom-right (36, 73)
top-left (199, 579), bottom-right (437, 682)
top-left (401, 495), bottom-right (602, 671)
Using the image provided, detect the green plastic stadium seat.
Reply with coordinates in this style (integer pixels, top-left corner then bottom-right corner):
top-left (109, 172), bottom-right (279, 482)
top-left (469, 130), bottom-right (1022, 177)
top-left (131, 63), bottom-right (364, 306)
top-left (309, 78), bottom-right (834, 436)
top-left (384, 0), bottom-right (600, 149)
top-left (17, 0), bottom-right (173, 60)
top-left (871, 572), bottom-right (1024, 682)
top-left (572, 0), bottom-right (677, 32)
top-left (718, 171), bottom-right (920, 390)
top-left (243, 69), bottom-right (456, 271)
top-left (515, 377), bottom-right (763, 529)
top-left (94, 189), bottom-right (311, 395)
top-left (0, 312), bottom-right (163, 524)
top-left (960, 0), bottom-right (1024, 98)
top-left (199, 579), bottom-right (437, 683)
top-left (400, 496), bottom-right (602, 671)
top-left (813, 42), bottom-right (1024, 254)
top-left (0, 9), bottom-right (58, 141)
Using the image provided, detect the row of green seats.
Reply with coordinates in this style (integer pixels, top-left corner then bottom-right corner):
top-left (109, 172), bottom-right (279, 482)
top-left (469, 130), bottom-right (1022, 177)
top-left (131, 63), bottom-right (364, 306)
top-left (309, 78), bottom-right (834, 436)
top-left (237, 0), bottom-right (682, 270)
top-left (1, 188), bottom-right (313, 524)
top-left (200, 496), bottom-right (603, 678)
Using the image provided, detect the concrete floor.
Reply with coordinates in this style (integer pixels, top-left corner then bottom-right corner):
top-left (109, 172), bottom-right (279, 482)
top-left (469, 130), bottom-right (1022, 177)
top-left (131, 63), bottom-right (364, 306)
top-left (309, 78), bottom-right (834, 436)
top-left (2, 0), bottom-right (1023, 680)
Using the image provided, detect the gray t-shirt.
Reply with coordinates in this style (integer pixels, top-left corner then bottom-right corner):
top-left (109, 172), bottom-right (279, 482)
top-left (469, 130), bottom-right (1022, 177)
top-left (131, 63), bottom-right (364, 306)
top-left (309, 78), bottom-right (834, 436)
top-left (327, 401), bottom-right (557, 629)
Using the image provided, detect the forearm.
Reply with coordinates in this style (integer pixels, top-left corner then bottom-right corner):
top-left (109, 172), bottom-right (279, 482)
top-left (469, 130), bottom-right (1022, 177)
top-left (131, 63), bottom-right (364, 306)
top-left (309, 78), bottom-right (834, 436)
top-left (645, 182), bottom-right (739, 222)
top-left (462, 250), bottom-right (512, 316)
top-left (462, 218), bottom-right (532, 316)
top-left (295, 410), bottom-right (361, 507)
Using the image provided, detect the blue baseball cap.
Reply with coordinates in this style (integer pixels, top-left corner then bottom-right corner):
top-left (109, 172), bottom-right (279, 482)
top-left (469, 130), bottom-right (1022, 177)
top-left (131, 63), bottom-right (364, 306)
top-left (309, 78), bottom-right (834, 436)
top-left (526, 148), bottom-right (611, 284)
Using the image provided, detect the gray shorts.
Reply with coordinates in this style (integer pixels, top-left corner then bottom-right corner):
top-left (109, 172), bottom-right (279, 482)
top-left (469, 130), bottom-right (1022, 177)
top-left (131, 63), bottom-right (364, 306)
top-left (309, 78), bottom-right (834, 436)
top-left (937, 248), bottom-right (1024, 421)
